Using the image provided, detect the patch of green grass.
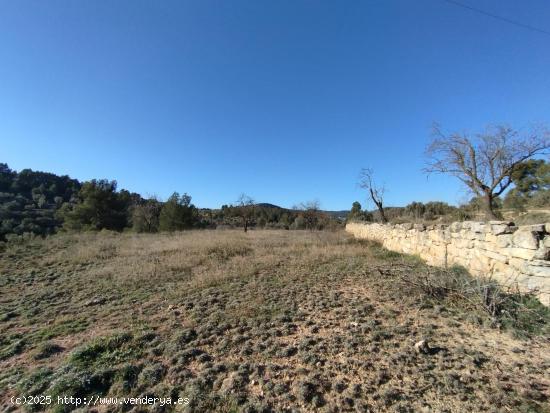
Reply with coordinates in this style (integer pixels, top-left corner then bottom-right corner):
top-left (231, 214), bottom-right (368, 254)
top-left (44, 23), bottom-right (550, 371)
top-left (18, 367), bottom-right (53, 393)
top-left (33, 318), bottom-right (89, 342)
top-left (111, 363), bottom-right (142, 393)
top-left (69, 332), bottom-right (139, 368)
top-left (499, 294), bottom-right (550, 339)
top-left (48, 367), bottom-right (115, 413)
top-left (16, 332), bottom-right (156, 412)
top-left (0, 337), bottom-right (26, 360)
top-left (33, 341), bottom-right (64, 360)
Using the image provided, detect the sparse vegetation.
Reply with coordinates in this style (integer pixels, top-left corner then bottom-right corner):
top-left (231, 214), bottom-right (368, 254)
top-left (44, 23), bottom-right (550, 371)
top-left (1, 230), bottom-right (548, 412)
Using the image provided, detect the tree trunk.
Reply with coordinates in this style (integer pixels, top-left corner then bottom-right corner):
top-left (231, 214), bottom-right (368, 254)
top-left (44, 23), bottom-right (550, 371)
top-left (243, 218), bottom-right (248, 232)
top-left (375, 202), bottom-right (388, 223)
top-left (370, 189), bottom-right (388, 223)
top-left (483, 193), bottom-right (498, 220)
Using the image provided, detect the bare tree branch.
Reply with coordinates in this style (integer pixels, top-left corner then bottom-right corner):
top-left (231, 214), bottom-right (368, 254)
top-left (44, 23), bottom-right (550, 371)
top-left (235, 193), bottom-right (255, 232)
top-left (424, 124), bottom-right (550, 219)
top-left (359, 168), bottom-right (388, 223)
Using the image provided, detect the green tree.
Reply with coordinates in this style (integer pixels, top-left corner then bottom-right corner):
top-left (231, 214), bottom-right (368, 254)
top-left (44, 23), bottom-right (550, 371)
top-left (0, 163), bottom-right (16, 192)
top-left (348, 201), bottom-right (372, 222)
top-left (62, 180), bottom-right (130, 231)
top-left (504, 160), bottom-right (550, 211)
top-left (159, 192), bottom-right (198, 232)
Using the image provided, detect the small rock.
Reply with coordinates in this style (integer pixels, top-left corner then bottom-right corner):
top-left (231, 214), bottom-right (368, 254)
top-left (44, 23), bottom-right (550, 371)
top-left (414, 340), bottom-right (430, 354)
top-left (84, 297), bottom-right (106, 306)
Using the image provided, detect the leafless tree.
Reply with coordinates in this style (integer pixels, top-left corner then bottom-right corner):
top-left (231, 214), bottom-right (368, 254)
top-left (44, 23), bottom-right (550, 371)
top-left (359, 168), bottom-right (388, 223)
top-left (132, 196), bottom-right (161, 232)
top-left (424, 124), bottom-right (550, 220)
top-left (235, 193), bottom-right (255, 232)
top-left (297, 200), bottom-right (323, 230)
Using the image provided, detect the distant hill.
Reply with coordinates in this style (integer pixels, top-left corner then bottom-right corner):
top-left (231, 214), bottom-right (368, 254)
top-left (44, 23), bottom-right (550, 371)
top-left (256, 203), bottom-right (349, 220)
top-left (324, 210), bottom-right (349, 220)
top-left (256, 203), bottom-right (284, 209)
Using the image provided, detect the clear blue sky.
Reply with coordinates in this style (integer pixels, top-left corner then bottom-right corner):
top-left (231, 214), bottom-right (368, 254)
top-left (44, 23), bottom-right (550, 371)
top-left (1, 0), bottom-right (549, 210)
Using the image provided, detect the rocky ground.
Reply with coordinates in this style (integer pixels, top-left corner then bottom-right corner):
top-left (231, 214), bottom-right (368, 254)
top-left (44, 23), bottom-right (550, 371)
top-left (1, 230), bottom-right (549, 412)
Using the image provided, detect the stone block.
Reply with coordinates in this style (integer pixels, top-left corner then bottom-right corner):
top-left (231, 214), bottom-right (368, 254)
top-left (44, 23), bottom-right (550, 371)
top-left (471, 222), bottom-right (487, 233)
top-left (461, 230), bottom-right (477, 240)
top-left (452, 238), bottom-right (473, 249)
top-left (525, 264), bottom-right (550, 278)
top-left (534, 247), bottom-right (550, 261)
top-left (509, 257), bottom-right (529, 272)
top-left (524, 275), bottom-right (550, 293)
top-left (449, 222), bottom-right (462, 232)
top-left (490, 223), bottom-right (514, 235)
top-left (512, 229), bottom-right (539, 250)
top-left (507, 248), bottom-right (537, 260)
top-left (461, 221), bottom-right (473, 230)
top-left (528, 224), bottom-right (545, 234)
top-left (496, 234), bottom-right (513, 248)
top-left (481, 249), bottom-right (508, 264)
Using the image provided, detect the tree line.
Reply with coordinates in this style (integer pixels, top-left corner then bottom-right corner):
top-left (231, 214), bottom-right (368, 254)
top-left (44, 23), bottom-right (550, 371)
top-left (0, 164), bottom-right (341, 241)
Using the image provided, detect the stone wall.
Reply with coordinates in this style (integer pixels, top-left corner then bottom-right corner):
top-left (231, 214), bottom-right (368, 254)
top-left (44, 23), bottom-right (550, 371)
top-left (346, 221), bottom-right (550, 305)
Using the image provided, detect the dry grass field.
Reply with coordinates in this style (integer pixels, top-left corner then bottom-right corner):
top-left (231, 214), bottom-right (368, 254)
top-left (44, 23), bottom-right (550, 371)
top-left (1, 230), bottom-right (549, 412)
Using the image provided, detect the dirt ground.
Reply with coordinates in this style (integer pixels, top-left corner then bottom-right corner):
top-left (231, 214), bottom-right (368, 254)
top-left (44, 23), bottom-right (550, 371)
top-left (1, 230), bottom-right (549, 412)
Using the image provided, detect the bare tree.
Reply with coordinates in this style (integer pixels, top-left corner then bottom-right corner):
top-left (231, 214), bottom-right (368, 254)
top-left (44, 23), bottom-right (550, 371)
top-left (359, 168), bottom-right (388, 223)
top-left (235, 193), bottom-right (255, 232)
top-left (297, 200), bottom-right (323, 230)
top-left (425, 124), bottom-right (550, 220)
top-left (132, 196), bottom-right (162, 232)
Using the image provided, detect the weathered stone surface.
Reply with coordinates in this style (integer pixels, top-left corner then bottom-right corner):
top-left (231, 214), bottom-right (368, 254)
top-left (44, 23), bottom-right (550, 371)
top-left (461, 221), bottom-right (473, 230)
top-left (345, 221), bottom-right (550, 306)
top-left (507, 248), bottom-right (537, 261)
top-left (534, 247), bottom-right (550, 261)
top-left (491, 223), bottom-right (513, 235)
top-left (471, 222), bottom-right (487, 233)
top-left (529, 224), bottom-right (545, 233)
top-left (481, 249), bottom-right (508, 264)
top-left (496, 234), bottom-right (513, 248)
top-left (449, 222), bottom-right (462, 232)
top-left (512, 229), bottom-right (539, 250)
top-left (525, 265), bottom-right (550, 278)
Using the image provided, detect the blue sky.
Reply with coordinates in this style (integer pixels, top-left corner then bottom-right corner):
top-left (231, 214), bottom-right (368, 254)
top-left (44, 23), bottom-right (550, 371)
top-left (1, 0), bottom-right (549, 210)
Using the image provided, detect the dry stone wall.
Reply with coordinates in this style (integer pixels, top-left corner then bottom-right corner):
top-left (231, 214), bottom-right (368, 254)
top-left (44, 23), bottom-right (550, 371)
top-left (346, 221), bottom-right (550, 305)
